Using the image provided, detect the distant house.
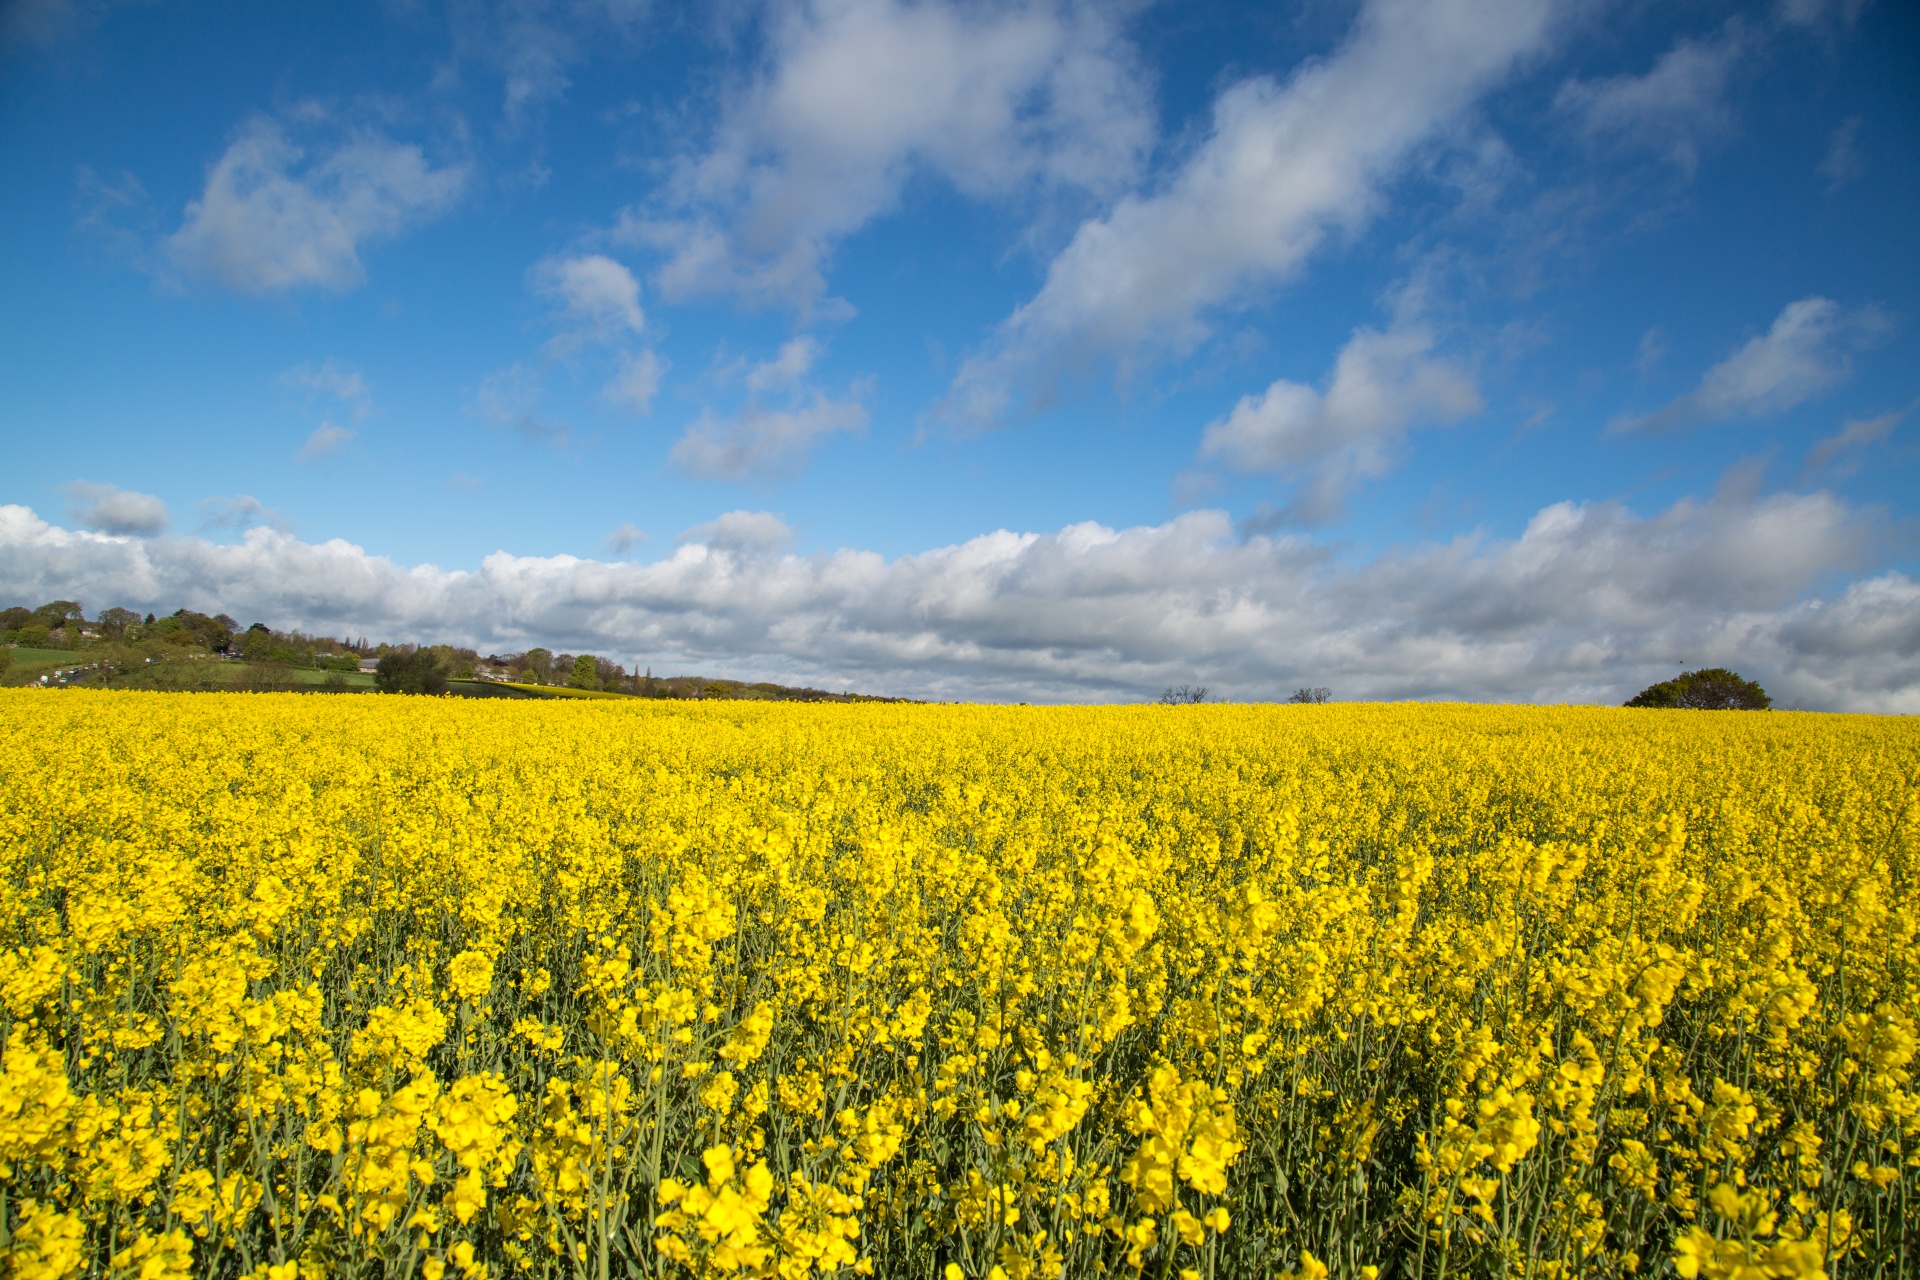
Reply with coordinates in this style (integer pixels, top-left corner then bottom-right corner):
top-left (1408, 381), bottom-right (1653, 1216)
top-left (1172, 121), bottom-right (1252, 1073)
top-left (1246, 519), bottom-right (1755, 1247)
top-left (359, 658), bottom-right (379, 673)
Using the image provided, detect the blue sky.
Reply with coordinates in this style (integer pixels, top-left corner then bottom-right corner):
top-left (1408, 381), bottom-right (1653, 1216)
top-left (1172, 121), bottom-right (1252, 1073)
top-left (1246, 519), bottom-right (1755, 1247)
top-left (2, 0), bottom-right (1917, 706)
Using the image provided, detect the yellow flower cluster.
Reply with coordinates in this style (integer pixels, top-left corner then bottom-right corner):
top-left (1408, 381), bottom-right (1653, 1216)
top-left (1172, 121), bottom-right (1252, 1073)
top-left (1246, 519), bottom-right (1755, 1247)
top-left (0, 690), bottom-right (1916, 1279)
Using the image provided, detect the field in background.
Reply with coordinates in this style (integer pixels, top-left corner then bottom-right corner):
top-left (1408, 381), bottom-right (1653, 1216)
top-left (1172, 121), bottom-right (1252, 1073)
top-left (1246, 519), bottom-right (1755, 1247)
top-left (0, 694), bottom-right (1914, 1279)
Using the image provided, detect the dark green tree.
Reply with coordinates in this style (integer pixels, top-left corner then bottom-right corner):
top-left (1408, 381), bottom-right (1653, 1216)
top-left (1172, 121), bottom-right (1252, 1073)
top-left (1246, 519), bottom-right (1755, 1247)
top-left (375, 647), bottom-right (450, 696)
top-left (241, 625), bottom-right (277, 663)
top-left (1626, 668), bottom-right (1772, 710)
top-left (98, 607), bottom-right (142, 637)
top-left (521, 648), bottom-right (553, 685)
top-left (569, 654), bottom-right (601, 690)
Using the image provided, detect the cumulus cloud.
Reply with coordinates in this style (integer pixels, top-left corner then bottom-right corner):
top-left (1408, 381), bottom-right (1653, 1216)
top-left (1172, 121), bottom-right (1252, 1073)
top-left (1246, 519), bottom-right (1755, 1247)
top-left (619, 0), bottom-right (1151, 312)
top-left (941, 0), bottom-right (1563, 428)
top-left (2, 479), bottom-right (1911, 710)
top-left (1555, 20), bottom-right (1749, 173)
top-left (1613, 297), bottom-right (1885, 433)
top-left (58, 481), bottom-right (168, 536)
top-left (532, 253), bottom-right (646, 346)
top-left (167, 116), bottom-right (468, 294)
top-left (1198, 323), bottom-right (1481, 523)
top-left (297, 424), bottom-right (357, 463)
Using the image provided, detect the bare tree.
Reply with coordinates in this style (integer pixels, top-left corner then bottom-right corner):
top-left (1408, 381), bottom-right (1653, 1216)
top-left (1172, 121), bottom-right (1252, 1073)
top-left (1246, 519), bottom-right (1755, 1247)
top-left (1159, 685), bottom-right (1209, 704)
top-left (1288, 687), bottom-right (1331, 704)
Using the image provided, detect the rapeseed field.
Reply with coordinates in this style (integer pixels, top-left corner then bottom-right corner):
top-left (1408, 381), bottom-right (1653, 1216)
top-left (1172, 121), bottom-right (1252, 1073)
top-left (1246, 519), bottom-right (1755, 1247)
top-left (0, 692), bottom-right (1914, 1279)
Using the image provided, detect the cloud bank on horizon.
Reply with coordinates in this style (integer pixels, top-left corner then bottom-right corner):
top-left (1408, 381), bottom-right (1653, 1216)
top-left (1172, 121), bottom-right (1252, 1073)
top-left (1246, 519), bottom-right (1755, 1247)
top-left (5, 485), bottom-right (1915, 711)
top-left (2, 0), bottom-right (1916, 706)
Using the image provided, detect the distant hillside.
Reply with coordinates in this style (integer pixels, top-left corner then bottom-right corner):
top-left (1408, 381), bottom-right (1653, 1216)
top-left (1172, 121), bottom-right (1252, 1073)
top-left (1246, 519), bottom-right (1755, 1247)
top-left (2, 597), bottom-right (909, 701)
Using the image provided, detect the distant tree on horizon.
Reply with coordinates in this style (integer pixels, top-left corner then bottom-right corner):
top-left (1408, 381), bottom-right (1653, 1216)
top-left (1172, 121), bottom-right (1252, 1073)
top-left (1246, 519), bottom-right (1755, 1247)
top-left (1626, 668), bottom-right (1771, 710)
top-left (375, 647), bottom-right (450, 696)
top-left (1159, 685), bottom-right (1208, 704)
top-left (569, 654), bottom-right (600, 690)
top-left (1288, 687), bottom-right (1331, 704)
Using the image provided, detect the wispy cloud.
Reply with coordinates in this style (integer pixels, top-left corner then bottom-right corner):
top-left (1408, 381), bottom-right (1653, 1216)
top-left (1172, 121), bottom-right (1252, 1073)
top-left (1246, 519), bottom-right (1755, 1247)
top-left (1818, 117), bottom-right (1864, 191)
top-left (1555, 19), bottom-right (1750, 174)
top-left (199, 494), bottom-right (290, 534)
top-left (670, 341), bottom-right (866, 480)
top-left (474, 363), bottom-right (573, 450)
top-left (671, 394), bottom-right (867, 481)
top-left (1806, 401), bottom-right (1912, 470)
top-left (940, 0), bottom-right (1564, 429)
top-left (282, 359), bottom-right (373, 422)
top-left (297, 423), bottom-right (357, 463)
top-left (1612, 297), bottom-right (1887, 433)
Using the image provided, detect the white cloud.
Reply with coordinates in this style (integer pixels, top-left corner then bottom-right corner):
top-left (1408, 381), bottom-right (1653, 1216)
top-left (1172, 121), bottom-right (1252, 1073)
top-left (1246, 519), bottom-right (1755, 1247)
top-left (620, 0), bottom-right (1151, 311)
top-left (1554, 20), bottom-right (1748, 173)
top-left (2, 479), bottom-right (1911, 710)
top-left (1613, 297), bottom-right (1883, 433)
top-left (1198, 323), bottom-right (1481, 522)
top-left (520, 252), bottom-right (665, 413)
top-left (282, 359), bottom-right (373, 422)
top-left (532, 253), bottom-right (646, 346)
top-left (167, 116), bottom-right (468, 294)
top-left (941, 0), bottom-right (1563, 428)
top-left (297, 423), bottom-right (357, 463)
top-left (58, 482), bottom-right (168, 536)
top-left (671, 393), bottom-right (867, 481)
top-left (606, 349), bottom-right (667, 414)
